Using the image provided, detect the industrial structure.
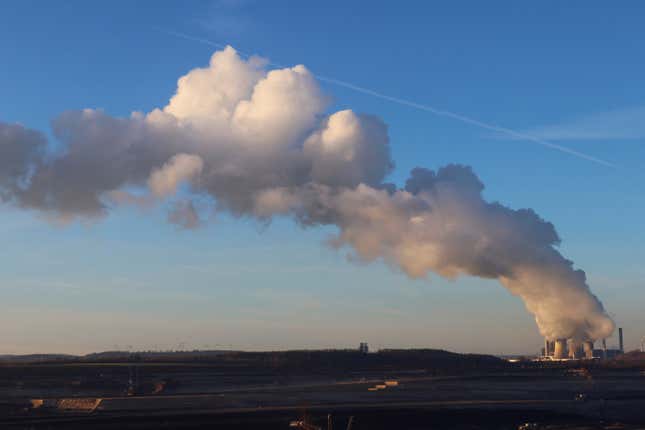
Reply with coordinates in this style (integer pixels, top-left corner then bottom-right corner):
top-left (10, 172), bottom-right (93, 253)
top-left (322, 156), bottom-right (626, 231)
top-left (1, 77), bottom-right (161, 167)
top-left (541, 327), bottom-right (625, 360)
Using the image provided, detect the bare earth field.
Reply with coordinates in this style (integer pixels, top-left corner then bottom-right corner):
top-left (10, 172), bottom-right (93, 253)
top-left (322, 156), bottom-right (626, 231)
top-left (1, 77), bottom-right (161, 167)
top-left (1, 351), bottom-right (644, 429)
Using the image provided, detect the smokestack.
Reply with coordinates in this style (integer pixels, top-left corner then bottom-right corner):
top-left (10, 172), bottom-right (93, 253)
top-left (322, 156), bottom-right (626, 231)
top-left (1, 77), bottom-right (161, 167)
top-left (553, 339), bottom-right (567, 359)
top-left (619, 327), bottom-right (624, 352)
top-left (583, 341), bottom-right (594, 359)
top-left (544, 339), bottom-right (550, 357)
top-left (602, 338), bottom-right (607, 360)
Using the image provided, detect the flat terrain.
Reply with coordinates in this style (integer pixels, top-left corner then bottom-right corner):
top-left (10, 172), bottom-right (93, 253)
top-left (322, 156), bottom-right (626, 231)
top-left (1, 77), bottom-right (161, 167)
top-left (1, 351), bottom-right (644, 429)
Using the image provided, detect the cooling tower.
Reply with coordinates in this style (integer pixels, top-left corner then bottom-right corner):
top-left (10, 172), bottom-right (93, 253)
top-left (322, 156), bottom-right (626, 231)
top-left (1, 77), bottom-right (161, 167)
top-left (583, 340), bottom-right (594, 359)
top-left (553, 339), bottom-right (567, 359)
top-left (568, 339), bottom-right (581, 359)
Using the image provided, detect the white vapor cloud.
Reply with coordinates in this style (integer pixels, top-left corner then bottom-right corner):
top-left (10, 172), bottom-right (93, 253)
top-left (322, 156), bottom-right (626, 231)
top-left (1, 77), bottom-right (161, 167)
top-left (0, 46), bottom-right (614, 342)
top-left (157, 29), bottom-right (616, 168)
top-left (148, 153), bottom-right (203, 198)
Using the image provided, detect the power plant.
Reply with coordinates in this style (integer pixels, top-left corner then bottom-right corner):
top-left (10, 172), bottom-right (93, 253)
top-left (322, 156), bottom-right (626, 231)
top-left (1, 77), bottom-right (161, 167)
top-left (541, 327), bottom-right (625, 360)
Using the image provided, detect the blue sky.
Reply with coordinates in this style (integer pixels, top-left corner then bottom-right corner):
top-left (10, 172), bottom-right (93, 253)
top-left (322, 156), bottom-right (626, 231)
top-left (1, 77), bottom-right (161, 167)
top-left (1, 1), bottom-right (643, 354)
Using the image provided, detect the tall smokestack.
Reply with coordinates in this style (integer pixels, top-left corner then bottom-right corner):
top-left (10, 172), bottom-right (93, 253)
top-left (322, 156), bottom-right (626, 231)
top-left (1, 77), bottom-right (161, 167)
top-left (602, 338), bottom-right (607, 360)
top-left (619, 327), bottom-right (624, 352)
top-left (554, 339), bottom-right (567, 359)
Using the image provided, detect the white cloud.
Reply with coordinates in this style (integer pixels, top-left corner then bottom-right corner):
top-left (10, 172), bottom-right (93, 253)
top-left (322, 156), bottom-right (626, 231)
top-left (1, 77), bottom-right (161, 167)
top-left (148, 153), bottom-right (203, 198)
top-left (232, 65), bottom-right (329, 149)
top-left (0, 47), bottom-right (614, 342)
top-left (165, 46), bottom-right (265, 126)
top-left (304, 109), bottom-right (393, 187)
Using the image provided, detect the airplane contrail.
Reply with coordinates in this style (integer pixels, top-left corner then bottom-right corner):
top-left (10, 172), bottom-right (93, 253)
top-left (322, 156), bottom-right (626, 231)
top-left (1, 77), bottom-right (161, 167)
top-left (157, 28), bottom-right (616, 168)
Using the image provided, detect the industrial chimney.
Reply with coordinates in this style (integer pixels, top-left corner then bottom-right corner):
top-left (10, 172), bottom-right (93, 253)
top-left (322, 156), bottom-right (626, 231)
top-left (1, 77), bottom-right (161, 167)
top-left (619, 327), bottom-right (624, 352)
top-left (602, 338), bottom-right (607, 359)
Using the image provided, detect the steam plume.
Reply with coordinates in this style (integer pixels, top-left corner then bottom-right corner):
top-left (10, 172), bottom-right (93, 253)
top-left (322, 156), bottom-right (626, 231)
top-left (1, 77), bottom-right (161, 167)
top-left (0, 47), bottom-right (614, 341)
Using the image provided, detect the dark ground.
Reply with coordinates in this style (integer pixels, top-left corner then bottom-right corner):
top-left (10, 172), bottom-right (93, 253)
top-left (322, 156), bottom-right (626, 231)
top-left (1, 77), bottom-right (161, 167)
top-left (1, 350), bottom-right (644, 429)
top-left (0, 405), bottom-right (620, 430)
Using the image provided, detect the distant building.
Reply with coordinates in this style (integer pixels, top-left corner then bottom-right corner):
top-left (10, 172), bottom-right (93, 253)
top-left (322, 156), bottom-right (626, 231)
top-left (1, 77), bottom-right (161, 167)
top-left (359, 342), bottom-right (369, 354)
top-left (541, 328), bottom-right (625, 361)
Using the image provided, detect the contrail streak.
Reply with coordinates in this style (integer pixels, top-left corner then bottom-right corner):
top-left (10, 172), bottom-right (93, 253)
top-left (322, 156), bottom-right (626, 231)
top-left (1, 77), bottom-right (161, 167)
top-left (157, 28), bottom-right (616, 168)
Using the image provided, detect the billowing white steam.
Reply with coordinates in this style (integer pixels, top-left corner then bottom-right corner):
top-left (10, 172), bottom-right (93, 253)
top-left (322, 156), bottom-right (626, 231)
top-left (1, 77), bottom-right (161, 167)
top-left (0, 47), bottom-right (614, 341)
